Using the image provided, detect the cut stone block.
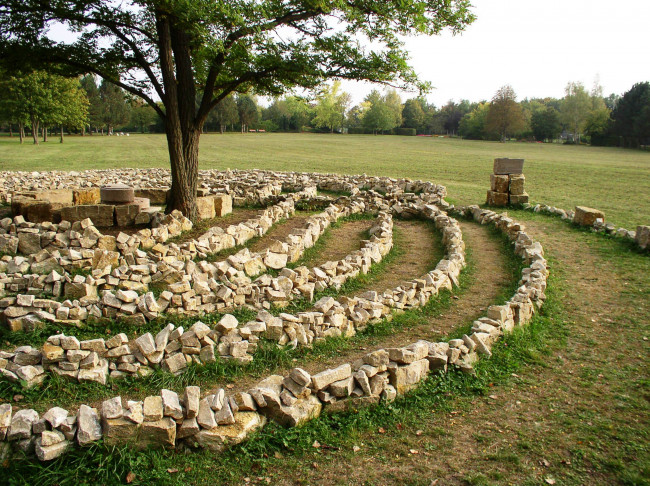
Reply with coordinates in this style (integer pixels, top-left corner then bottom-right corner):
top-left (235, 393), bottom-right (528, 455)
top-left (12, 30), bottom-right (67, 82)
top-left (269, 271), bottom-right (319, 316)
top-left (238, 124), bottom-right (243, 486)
top-left (213, 194), bottom-right (233, 217)
top-left (509, 193), bottom-right (529, 205)
top-left (573, 206), bottom-right (605, 226)
top-left (486, 190), bottom-right (508, 207)
top-left (636, 225), bottom-right (650, 250)
top-left (508, 174), bottom-right (526, 195)
top-left (114, 204), bottom-right (141, 227)
top-left (490, 174), bottom-right (509, 193)
top-left (493, 158), bottom-right (525, 175)
top-left (60, 205), bottom-right (115, 227)
top-left (73, 188), bottom-right (101, 205)
top-left (197, 196), bottom-right (216, 220)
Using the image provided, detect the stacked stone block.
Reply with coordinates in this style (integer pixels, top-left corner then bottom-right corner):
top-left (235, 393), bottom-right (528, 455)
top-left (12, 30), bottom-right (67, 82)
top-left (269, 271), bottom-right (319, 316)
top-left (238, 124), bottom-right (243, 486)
top-left (486, 158), bottom-right (529, 206)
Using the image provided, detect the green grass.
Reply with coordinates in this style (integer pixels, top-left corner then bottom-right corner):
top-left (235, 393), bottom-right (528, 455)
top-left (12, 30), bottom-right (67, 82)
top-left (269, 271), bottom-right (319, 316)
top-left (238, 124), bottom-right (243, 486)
top-left (0, 133), bottom-right (648, 228)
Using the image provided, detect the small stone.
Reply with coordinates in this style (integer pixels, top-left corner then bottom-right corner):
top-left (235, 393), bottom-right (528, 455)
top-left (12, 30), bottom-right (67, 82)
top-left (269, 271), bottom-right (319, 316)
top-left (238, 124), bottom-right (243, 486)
top-left (143, 396), bottom-right (163, 422)
top-left (161, 389), bottom-right (183, 420)
top-left (101, 397), bottom-right (123, 420)
top-left (42, 407), bottom-right (68, 428)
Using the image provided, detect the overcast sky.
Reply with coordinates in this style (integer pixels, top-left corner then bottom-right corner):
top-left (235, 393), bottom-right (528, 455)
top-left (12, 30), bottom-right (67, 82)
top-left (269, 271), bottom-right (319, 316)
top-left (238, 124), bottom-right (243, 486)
top-left (341, 0), bottom-right (650, 106)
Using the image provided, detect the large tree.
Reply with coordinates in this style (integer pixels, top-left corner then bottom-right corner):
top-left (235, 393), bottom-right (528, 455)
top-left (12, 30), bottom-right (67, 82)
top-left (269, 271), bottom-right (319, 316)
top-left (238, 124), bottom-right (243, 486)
top-left (561, 82), bottom-right (591, 143)
top-left (0, 1), bottom-right (474, 219)
top-left (612, 82), bottom-right (650, 148)
top-left (485, 85), bottom-right (525, 141)
top-left (312, 81), bottom-right (351, 133)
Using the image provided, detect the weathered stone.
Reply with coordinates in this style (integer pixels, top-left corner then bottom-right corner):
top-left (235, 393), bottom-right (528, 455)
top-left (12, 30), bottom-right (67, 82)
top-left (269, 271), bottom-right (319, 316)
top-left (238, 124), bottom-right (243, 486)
top-left (388, 359), bottom-right (430, 394)
top-left (8, 409), bottom-right (39, 441)
top-left (177, 417), bottom-right (200, 439)
top-left (102, 417), bottom-right (139, 443)
top-left (77, 405), bottom-right (102, 446)
top-left (486, 190), bottom-right (508, 207)
top-left (161, 389), bottom-right (184, 420)
top-left (197, 398), bottom-right (217, 429)
top-left (509, 174), bottom-right (526, 195)
top-left (35, 437), bottom-right (69, 461)
top-left (135, 333), bottom-right (156, 356)
top-left (60, 205), bottom-right (115, 227)
top-left (213, 194), bottom-right (233, 217)
top-left (196, 196), bottom-right (216, 219)
top-left (573, 206), bottom-right (605, 226)
top-left (311, 364), bottom-right (352, 391)
top-left (42, 407), bottom-right (68, 428)
top-left (40, 429), bottom-right (66, 447)
top-left (363, 349), bottom-right (389, 367)
top-left (164, 353), bottom-right (187, 374)
top-left (143, 396), bottom-right (163, 422)
top-left (139, 417), bottom-right (176, 448)
top-left (73, 188), bottom-right (101, 205)
top-left (184, 386), bottom-right (200, 419)
top-left (386, 341), bottom-right (428, 364)
top-left (194, 412), bottom-right (265, 452)
top-left (264, 252), bottom-right (288, 270)
top-left (635, 225), bottom-right (650, 250)
top-left (490, 173), bottom-right (509, 193)
top-left (329, 376), bottom-right (354, 398)
top-left (493, 158), bottom-right (524, 175)
top-left (216, 314), bottom-right (238, 333)
top-left (115, 204), bottom-right (141, 227)
top-left (102, 396), bottom-right (123, 420)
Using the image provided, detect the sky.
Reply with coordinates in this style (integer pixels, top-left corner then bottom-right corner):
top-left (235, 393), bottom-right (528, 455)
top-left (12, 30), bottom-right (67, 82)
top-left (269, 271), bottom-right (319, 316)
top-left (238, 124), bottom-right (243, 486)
top-left (45, 0), bottom-right (650, 108)
top-left (341, 0), bottom-right (650, 107)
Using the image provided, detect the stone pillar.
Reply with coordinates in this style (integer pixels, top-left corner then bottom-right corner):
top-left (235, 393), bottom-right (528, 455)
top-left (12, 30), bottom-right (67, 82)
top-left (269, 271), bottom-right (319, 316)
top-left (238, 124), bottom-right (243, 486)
top-left (486, 158), bottom-right (529, 206)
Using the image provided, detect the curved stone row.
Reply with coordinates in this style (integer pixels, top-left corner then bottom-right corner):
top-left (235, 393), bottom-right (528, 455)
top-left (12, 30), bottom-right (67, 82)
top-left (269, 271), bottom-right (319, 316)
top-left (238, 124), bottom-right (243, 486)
top-left (0, 172), bottom-right (447, 333)
top-left (521, 203), bottom-right (648, 251)
top-left (0, 203), bottom-right (546, 464)
top-left (0, 210), bottom-right (394, 387)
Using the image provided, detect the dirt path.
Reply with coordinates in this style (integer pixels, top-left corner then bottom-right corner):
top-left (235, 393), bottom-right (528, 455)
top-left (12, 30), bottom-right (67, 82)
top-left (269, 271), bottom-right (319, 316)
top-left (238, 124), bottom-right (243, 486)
top-left (197, 220), bottom-right (512, 404)
top-left (248, 211), bottom-right (315, 253)
top-left (265, 214), bottom-right (650, 486)
top-left (301, 219), bottom-right (374, 268)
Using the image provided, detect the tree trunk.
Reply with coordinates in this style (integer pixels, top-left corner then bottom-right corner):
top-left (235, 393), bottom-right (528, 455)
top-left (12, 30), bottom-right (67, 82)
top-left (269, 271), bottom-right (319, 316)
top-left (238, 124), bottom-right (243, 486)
top-left (43, 126), bottom-right (48, 142)
top-left (164, 120), bottom-right (200, 221)
top-left (31, 118), bottom-right (39, 145)
top-left (81, 126), bottom-right (86, 136)
top-left (18, 122), bottom-right (24, 144)
top-left (8, 126), bottom-right (12, 137)
top-left (60, 126), bottom-right (64, 143)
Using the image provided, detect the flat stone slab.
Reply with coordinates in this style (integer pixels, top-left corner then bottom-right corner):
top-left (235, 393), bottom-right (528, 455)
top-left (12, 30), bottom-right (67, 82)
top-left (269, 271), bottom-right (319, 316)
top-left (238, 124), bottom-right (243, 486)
top-left (493, 158), bottom-right (524, 175)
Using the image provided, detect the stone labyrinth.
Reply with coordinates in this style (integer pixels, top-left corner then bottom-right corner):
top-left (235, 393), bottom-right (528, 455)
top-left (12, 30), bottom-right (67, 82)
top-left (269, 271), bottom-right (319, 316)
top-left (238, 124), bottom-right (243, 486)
top-left (0, 169), bottom-right (547, 462)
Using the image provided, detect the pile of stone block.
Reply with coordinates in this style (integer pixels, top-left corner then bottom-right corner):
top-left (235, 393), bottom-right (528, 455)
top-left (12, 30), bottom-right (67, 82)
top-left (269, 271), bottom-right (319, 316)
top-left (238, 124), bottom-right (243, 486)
top-left (486, 158), bottom-right (529, 207)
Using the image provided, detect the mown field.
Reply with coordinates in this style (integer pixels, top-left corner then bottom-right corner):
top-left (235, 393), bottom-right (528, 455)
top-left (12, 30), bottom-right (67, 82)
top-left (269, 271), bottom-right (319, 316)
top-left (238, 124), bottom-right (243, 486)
top-left (1, 133), bottom-right (649, 228)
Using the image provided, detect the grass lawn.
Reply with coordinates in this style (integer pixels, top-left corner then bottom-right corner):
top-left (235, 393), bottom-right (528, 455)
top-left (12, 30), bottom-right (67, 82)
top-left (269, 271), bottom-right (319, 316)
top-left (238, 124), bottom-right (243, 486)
top-left (1, 133), bottom-right (648, 228)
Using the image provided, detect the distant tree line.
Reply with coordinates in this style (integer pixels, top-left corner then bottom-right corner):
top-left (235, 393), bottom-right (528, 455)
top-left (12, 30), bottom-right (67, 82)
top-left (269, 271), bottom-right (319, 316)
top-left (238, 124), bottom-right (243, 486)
top-left (1, 70), bottom-right (649, 149)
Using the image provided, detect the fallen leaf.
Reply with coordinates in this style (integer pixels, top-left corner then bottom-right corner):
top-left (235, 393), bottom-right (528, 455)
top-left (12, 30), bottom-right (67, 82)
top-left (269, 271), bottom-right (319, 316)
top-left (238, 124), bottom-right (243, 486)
top-left (226, 384), bottom-right (234, 389)
top-left (125, 471), bottom-right (136, 483)
top-left (13, 395), bottom-right (23, 402)
top-left (416, 430), bottom-right (423, 436)
top-left (353, 445), bottom-right (361, 452)
top-left (396, 423), bottom-right (403, 430)
top-left (312, 440), bottom-right (321, 448)
top-left (409, 449), bottom-right (419, 455)
top-left (378, 427), bottom-right (386, 434)
top-left (312, 462), bottom-right (319, 469)
top-left (489, 395), bottom-right (498, 400)
top-left (167, 468), bottom-right (178, 474)
top-left (540, 459), bottom-right (550, 467)
top-left (545, 478), bottom-right (556, 485)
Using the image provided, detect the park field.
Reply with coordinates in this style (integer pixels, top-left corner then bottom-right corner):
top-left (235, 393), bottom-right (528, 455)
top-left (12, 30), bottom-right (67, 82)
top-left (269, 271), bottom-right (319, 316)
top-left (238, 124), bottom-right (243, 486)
top-left (1, 133), bottom-right (648, 228)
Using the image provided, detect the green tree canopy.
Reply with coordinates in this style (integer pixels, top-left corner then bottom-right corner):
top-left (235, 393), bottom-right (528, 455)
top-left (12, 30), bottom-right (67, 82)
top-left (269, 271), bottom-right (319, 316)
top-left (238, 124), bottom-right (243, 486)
top-left (313, 81), bottom-right (350, 133)
top-left (530, 105), bottom-right (562, 142)
top-left (459, 102), bottom-right (489, 140)
top-left (402, 98), bottom-right (426, 132)
top-left (485, 85), bottom-right (525, 141)
top-left (561, 82), bottom-right (591, 143)
top-left (99, 80), bottom-right (130, 134)
top-left (0, 0), bottom-right (474, 219)
top-left (612, 82), bottom-right (650, 148)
